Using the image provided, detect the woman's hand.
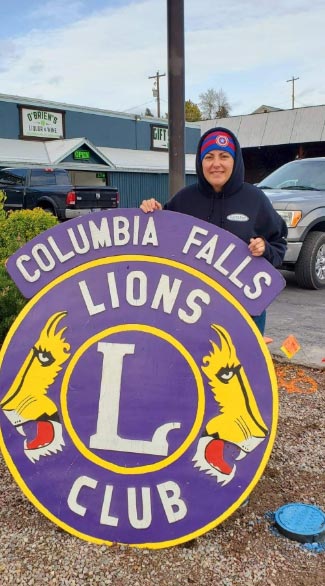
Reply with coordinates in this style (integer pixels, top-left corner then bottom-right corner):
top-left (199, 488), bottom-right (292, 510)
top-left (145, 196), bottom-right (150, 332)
top-left (248, 237), bottom-right (266, 257)
top-left (140, 198), bottom-right (163, 213)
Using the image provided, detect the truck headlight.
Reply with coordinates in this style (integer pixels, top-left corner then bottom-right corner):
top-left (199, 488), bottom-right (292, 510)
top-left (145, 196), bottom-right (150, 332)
top-left (276, 210), bottom-right (302, 227)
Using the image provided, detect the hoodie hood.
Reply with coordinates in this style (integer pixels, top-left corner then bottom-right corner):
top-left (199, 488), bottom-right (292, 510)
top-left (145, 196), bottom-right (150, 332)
top-left (196, 126), bottom-right (245, 197)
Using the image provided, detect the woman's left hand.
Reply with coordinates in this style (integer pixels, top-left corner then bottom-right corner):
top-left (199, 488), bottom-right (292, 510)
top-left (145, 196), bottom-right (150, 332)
top-left (248, 237), bottom-right (266, 257)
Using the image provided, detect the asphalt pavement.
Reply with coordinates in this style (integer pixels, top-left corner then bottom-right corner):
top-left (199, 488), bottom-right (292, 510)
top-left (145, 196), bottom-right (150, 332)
top-left (265, 270), bottom-right (325, 369)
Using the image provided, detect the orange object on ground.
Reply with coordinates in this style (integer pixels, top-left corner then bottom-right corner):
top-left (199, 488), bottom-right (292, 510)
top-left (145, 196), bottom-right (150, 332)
top-left (280, 335), bottom-right (301, 358)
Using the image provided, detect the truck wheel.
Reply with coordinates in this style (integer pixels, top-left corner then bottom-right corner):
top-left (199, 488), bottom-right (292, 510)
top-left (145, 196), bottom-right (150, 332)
top-left (42, 206), bottom-right (56, 216)
top-left (295, 231), bottom-right (325, 289)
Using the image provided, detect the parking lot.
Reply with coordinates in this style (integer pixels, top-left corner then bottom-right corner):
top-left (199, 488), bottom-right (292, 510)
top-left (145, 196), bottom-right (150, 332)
top-left (266, 270), bottom-right (325, 369)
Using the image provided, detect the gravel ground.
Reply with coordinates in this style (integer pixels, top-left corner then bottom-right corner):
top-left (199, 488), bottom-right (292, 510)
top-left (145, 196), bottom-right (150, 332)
top-left (0, 360), bottom-right (324, 586)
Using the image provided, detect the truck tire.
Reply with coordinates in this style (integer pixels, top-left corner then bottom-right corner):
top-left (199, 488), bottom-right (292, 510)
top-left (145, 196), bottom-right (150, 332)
top-left (42, 206), bottom-right (56, 216)
top-left (295, 231), bottom-right (325, 289)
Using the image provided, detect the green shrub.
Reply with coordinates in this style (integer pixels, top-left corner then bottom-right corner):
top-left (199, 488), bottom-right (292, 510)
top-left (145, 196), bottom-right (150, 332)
top-left (0, 195), bottom-right (59, 344)
top-left (0, 189), bottom-right (6, 220)
top-left (0, 265), bottom-right (27, 343)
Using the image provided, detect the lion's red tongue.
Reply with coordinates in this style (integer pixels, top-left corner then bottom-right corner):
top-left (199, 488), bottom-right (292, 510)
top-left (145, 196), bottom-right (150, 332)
top-left (26, 421), bottom-right (54, 450)
top-left (205, 438), bottom-right (233, 475)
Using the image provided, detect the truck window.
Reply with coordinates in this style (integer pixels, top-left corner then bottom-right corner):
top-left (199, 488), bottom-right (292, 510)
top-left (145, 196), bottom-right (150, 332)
top-left (29, 168), bottom-right (71, 186)
top-left (30, 169), bottom-right (57, 186)
top-left (0, 168), bottom-right (27, 186)
top-left (54, 169), bottom-right (71, 185)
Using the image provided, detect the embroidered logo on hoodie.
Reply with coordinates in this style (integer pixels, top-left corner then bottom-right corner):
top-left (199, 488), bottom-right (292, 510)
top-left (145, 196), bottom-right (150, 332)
top-left (227, 213), bottom-right (249, 222)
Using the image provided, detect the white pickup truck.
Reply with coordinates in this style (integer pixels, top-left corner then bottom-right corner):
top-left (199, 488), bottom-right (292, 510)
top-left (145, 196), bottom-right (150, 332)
top-left (257, 157), bottom-right (325, 289)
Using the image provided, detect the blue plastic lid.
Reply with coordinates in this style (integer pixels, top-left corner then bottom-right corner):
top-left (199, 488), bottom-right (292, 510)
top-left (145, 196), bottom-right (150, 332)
top-left (274, 503), bottom-right (325, 543)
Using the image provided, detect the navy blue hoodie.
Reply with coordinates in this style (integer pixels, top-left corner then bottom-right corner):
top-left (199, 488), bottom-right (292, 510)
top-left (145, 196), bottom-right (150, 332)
top-left (164, 126), bottom-right (287, 268)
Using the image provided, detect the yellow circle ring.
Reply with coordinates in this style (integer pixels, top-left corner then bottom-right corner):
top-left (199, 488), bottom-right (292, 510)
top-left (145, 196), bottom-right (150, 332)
top-left (61, 323), bottom-right (205, 475)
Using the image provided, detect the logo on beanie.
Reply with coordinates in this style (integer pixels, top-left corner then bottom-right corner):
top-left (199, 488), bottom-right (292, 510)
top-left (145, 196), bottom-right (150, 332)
top-left (216, 135), bottom-right (230, 147)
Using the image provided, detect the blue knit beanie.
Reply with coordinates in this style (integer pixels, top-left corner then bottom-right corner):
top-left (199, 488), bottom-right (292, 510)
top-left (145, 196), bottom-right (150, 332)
top-left (200, 131), bottom-right (236, 161)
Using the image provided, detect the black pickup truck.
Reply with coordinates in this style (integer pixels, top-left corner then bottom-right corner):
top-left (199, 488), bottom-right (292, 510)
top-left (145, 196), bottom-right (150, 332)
top-left (0, 166), bottom-right (119, 221)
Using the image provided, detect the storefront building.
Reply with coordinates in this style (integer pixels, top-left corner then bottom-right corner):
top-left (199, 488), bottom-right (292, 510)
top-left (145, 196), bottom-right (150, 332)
top-left (3, 93), bottom-right (325, 198)
top-left (0, 93), bottom-right (200, 207)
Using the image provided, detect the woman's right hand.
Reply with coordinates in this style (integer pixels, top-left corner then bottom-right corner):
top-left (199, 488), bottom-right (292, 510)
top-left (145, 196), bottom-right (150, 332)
top-left (140, 198), bottom-right (163, 213)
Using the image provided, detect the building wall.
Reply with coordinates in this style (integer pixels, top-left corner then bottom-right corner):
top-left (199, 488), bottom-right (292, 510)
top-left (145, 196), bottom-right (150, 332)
top-left (111, 172), bottom-right (196, 208)
top-left (0, 97), bottom-right (200, 153)
top-left (0, 102), bottom-right (21, 139)
top-left (66, 111), bottom-right (147, 149)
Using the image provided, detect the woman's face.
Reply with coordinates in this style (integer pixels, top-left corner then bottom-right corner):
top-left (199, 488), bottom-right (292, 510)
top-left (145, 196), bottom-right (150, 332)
top-left (202, 150), bottom-right (234, 192)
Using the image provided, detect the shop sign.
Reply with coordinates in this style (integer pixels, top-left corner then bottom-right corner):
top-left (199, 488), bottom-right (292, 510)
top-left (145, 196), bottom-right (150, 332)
top-left (20, 106), bottom-right (64, 139)
top-left (0, 210), bottom-right (285, 548)
top-left (73, 150), bottom-right (91, 160)
top-left (151, 124), bottom-right (169, 150)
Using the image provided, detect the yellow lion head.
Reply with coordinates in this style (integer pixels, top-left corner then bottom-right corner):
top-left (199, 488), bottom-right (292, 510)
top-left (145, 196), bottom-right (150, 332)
top-left (193, 324), bottom-right (268, 485)
top-left (1, 311), bottom-right (70, 462)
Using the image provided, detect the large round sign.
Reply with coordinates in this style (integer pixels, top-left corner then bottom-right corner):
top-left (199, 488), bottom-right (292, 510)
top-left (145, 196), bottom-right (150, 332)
top-left (0, 210), bottom-right (285, 548)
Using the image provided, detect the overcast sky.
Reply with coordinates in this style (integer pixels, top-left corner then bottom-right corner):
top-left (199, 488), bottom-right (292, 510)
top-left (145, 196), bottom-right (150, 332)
top-left (1, 0), bottom-right (325, 118)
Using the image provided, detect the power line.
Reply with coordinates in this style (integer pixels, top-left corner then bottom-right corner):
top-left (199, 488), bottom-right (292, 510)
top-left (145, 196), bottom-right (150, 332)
top-left (121, 99), bottom-right (156, 114)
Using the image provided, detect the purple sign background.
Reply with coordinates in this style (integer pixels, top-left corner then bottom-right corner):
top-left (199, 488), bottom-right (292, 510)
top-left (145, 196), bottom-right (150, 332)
top-left (0, 210), bottom-right (283, 547)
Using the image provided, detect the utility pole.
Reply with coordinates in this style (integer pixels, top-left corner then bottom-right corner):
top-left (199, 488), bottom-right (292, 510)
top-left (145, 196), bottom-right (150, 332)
top-left (286, 76), bottom-right (299, 109)
top-left (167, 0), bottom-right (185, 198)
top-left (148, 71), bottom-right (166, 118)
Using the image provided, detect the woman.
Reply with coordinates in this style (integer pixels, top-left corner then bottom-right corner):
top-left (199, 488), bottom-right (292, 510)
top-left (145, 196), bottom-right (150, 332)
top-left (140, 127), bottom-right (288, 334)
